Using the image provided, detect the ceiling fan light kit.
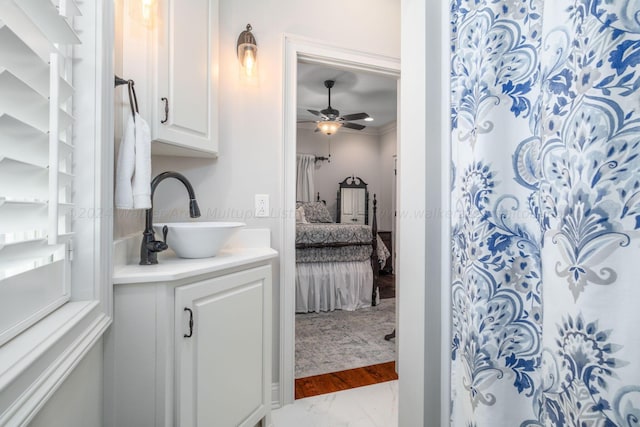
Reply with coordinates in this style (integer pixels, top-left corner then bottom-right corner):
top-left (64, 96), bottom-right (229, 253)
top-left (317, 120), bottom-right (342, 135)
top-left (307, 80), bottom-right (370, 136)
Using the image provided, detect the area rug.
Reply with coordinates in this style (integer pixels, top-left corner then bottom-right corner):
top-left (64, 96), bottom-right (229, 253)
top-left (295, 298), bottom-right (396, 378)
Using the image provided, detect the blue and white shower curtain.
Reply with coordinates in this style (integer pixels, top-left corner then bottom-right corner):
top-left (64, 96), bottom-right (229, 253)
top-left (450, 1), bottom-right (640, 425)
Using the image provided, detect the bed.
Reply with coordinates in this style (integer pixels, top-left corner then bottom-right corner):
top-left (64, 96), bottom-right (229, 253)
top-left (295, 195), bottom-right (390, 313)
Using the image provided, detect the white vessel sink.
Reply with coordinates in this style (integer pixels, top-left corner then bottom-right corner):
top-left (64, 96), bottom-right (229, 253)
top-left (153, 222), bottom-right (245, 259)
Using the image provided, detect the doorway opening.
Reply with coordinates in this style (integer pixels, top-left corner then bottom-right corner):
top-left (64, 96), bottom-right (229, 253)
top-left (280, 36), bottom-right (401, 404)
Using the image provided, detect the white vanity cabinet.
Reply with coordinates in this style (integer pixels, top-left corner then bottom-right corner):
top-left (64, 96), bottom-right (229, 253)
top-left (175, 266), bottom-right (271, 426)
top-left (121, 0), bottom-right (219, 157)
top-left (107, 255), bottom-right (273, 427)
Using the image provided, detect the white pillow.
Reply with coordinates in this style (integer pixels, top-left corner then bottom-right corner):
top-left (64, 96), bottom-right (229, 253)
top-left (295, 206), bottom-right (308, 223)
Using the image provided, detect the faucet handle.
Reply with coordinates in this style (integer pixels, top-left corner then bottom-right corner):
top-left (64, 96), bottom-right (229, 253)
top-left (162, 225), bottom-right (169, 245)
top-left (146, 240), bottom-right (168, 252)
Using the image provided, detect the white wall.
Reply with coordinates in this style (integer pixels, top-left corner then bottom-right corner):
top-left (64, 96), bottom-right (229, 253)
top-left (28, 341), bottom-right (103, 427)
top-left (297, 125), bottom-right (396, 230)
top-left (116, 0), bottom-right (400, 388)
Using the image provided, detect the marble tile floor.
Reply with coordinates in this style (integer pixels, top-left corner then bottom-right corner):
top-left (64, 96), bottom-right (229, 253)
top-left (272, 380), bottom-right (398, 427)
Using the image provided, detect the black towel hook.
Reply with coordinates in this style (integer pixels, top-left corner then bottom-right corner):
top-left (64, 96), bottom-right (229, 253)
top-left (115, 75), bottom-right (139, 122)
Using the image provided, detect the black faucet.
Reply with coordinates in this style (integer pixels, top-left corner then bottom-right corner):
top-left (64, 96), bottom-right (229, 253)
top-left (140, 171), bottom-right (201, 265)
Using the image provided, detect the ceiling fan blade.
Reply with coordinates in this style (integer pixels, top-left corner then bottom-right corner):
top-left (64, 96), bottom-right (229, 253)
top-left (340, 112), bottom-right (369, 121)
top-left (307, 109), bottom-right (322, 117)
top-left (314, 128), bottom-right (320, 133)
top-left (297, 120), bottom-right (317, 123)
top-left (342, 122), bottom-right (366, 131)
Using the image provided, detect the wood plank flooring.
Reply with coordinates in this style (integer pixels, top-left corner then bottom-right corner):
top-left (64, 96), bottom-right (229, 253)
top-left (295, 361), bottom-right (398, 399)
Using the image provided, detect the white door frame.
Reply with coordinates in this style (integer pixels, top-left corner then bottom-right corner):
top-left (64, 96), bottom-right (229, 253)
top-left (281, 1), bottom-right (449, 423)
top-left (280, 35), bottom-right (400, 405)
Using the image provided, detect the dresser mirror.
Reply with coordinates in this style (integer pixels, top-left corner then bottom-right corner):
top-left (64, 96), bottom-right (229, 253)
top-left (336, 176), bottom-right (369, 224)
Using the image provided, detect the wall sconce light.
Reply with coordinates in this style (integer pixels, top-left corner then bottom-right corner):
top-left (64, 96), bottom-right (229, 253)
top-left (141, 0), bottom-right (155, 27)
top-left (317, 121), bottom-right (342, 136)
top-left (237, 24), bottom-right (257, 78)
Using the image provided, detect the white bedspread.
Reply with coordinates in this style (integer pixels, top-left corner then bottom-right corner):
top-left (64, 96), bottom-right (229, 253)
top-left (295, 260), bottom-right (373, 313)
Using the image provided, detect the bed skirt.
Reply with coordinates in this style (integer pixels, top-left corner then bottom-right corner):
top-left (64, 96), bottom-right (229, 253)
top-left (295, 260), bottom-right (373, 313)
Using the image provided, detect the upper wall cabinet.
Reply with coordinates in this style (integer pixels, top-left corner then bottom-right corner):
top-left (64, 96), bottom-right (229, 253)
top-left (121, 0), bottom-right (219, 157)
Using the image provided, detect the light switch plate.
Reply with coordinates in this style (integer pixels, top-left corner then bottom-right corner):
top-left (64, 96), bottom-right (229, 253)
top-left (255, 194), bottom-right (269, 217)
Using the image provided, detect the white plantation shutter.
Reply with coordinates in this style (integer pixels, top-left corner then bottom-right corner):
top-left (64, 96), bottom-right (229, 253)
top-left (0, 0), bottom-right (80, 346)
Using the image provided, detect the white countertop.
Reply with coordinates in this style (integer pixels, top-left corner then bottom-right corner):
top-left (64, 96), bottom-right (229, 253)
top-left (112, 228), bottom-right (277, 284)
top-left (113, 247), bottom-right (277, 284)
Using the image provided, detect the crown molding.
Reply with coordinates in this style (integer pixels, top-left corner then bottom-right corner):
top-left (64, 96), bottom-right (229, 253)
top-left (378, 121), bottom-right (397, 135)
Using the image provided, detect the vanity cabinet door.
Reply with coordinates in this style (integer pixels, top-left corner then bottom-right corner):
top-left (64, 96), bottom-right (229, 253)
top-left (174, 266), bottom-right (271, 427)
top-left (153, 0), bottom-right (218, 156)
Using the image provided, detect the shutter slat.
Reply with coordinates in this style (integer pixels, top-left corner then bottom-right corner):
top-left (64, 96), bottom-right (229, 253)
top-left (0, 70), bottom-right (48, 131)
top-left (0, 157), bottom-right (49, 201)
top-left (0, 229), bottom-right (47, 244)
top-left (0, 71), bottom-right (73, 133)
top-left (51, 0), bottom-right (82, 18)
top-left (0, 198), bottom-right (47, 206)
top-left (15, 0), bottom-right (80, 45)
top-left (0, 244), bottom-right (64, 281)
top-left (58, 171), bottom-right (74, 187)
top-left (0, 115), bottom-right (72, 166)
top-left (62, 0), bottom-right (82, 18)
top-left (0, 114), bottom-right (48, 167)
top-left (0, 239), bottom-right (49, 260)
top-left (0, 0), bottom-right (59, 62)
top-left (0, 200), bottom-right (48, 234)
top-left (0, 25), bottom-right (73, 102)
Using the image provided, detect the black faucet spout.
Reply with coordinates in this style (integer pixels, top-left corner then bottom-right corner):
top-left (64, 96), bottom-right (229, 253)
top-left (140, 171), bottom-right (201, 265)
top-left (189, 198), bottom-right (201, 218)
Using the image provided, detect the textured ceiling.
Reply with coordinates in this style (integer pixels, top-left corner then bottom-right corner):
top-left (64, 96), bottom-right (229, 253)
top-left (297, 61), bottom-right (398, 131)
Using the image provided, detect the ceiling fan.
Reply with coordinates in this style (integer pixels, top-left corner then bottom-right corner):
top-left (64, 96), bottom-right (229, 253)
top-left (302, 80), bottom-right (370, 135)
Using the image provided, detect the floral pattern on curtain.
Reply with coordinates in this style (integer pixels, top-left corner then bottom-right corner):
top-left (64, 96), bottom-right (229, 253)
top-left (450, 1), bottom-right (640, 425)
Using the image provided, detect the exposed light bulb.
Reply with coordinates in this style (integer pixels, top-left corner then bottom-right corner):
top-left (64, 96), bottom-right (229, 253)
top-left (364, 117), bottom-right (374, 122)
top-left (237, 24), bottom-right (257, 80)
top-left (142, 0), bottom-right (154, 26)
top-left (242, 48), bottom-right (256, 77)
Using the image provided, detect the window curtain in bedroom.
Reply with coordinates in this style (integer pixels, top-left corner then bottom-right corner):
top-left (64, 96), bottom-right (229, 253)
top-left (296, 154), bottom-right (315, 202)
top-left (450, 1), bottom-right (640, 425)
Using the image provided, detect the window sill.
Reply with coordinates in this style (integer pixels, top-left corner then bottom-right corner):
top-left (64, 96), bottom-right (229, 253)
top-left (0, 301), bottom-right (111, 426)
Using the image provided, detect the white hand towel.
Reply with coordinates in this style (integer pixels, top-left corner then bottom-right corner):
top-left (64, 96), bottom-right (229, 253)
top-left (132, 113), bottom-right (151, 209)
top-left (115, 115), bottom-right (135, 209)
